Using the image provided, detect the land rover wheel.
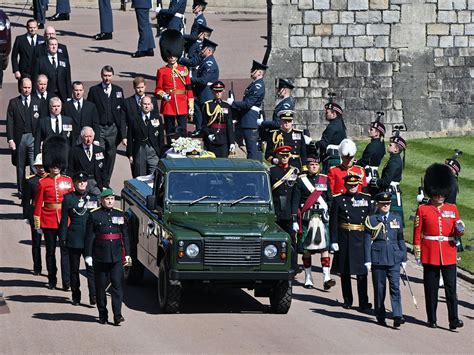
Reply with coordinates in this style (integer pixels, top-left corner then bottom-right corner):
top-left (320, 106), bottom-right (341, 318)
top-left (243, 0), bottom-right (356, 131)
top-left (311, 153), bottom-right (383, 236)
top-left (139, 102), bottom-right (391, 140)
top-left (269, 281), bottom-right (292, 314)
top-left (157, 258), bottom-right (181, 313)
top-left (123, 259), bottom-right (144, 285)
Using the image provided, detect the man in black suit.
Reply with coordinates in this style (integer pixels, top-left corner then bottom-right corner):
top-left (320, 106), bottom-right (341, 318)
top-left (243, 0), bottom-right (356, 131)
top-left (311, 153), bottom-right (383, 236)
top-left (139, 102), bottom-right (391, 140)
top-left (87, 66), bottom-right (126, 184)
top-left (6, 78), bottom-right (45, 197)
top-left (127, 96), bottom-right (164, 177)
top-left (33, 37), bottom-right (72, 103)
top-left (34, 97), bottom-right (74, 156)
top-left (69, 127), bottom-right (107, 196)
top-left (11, 19), bottom-right (45, 80)
top-left (63, 81), bottom-right (100, 145)
top-left (124, 76), bottom-right (159, 127)
top-left (33, 25), bottom-right (69, 63)
top-left (33, 74), bottom-right (56, 112)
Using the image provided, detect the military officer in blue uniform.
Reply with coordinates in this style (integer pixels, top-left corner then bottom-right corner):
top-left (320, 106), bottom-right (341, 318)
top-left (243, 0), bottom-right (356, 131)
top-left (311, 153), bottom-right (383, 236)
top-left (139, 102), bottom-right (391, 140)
top-left (228, 60), bottom-right (267, 161)
top-left (156, 0), bottom-right (187, 32)
top-left (369, 133), bottom-right (407, 224)
top-left (315, 97), bottom-right (347, 173)
top-left (131, 0), bottom-right (156, 58)
top-left (190, 0), bottom-right (207, 38)
top-left (330, 174), bottom-right (372, 310)
top-left (95, 0), bottom-right (114, 40)
top-left (47, 0), bottom-right (70, 21)
top-left (179, 24), bottom-right (213, 75)
top-left (191, 38), bottom-right (219, 136)
top-left (85, 189), bottom-right (130, 325)
top-left (265, 110), bottom-right (306, 171)
top-left (365, 192), bottom-right (407, 327)
top-left (201, 81), bottom-right (235, 157)
top-left (59, 172), bottom-right (99, 306)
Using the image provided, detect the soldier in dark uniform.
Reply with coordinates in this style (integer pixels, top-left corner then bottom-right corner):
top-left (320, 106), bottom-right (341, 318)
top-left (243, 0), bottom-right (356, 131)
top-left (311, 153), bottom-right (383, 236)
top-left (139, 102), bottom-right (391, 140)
top-left (265, 110), bottom-right (306, 171)
top-left (201, 81), bottom-right (235, 157)
top-left (291, 155), bottom-right (335, 290)
top-left (155, 0), bottom-right (186, 32)
top-left (365, 192), bottom-right (407, 327)
top-left (85, 189), bottom-right (130, 325)
top-left (260, 78), bottom-right (295, 135)
top-left (269, 146), bottom-right (299, 234)
top-left (315, 97), bottom-right (347, 173)
top-left (358, 113), bottom-right (386, 191)
top-left (330, 175), bottom-right (372, 310)
top-left (369, 134), bottom-right (407, 224)
top-left (228, 60), bottom-right (267, 161)
top-left (179, 24), bottom-right (213, 76)
top-left (22, 154), bottom-right (48, 275)
top-left (189, 0), bottom-right (207, 38)
top-left (190, 38), bottom-right (219, 136)
top-left (59, 172), bottom-right (98, 306)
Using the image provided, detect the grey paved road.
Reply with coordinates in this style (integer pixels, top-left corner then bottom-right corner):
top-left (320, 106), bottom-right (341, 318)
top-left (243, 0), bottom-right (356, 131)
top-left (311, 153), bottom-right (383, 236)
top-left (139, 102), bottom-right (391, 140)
top-left (0, 5), bottom-right (473, 354)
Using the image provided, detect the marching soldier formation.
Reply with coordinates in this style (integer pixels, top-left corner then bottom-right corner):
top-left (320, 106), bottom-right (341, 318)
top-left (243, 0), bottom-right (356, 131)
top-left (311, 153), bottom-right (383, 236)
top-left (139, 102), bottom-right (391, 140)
top-left (4, 8), bottom-right (467, 331)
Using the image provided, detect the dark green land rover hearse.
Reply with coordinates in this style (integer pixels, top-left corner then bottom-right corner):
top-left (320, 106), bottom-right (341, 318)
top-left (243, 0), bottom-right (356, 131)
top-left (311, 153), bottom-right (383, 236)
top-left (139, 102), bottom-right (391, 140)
top-left (121, 158), bottom-right (294, 313)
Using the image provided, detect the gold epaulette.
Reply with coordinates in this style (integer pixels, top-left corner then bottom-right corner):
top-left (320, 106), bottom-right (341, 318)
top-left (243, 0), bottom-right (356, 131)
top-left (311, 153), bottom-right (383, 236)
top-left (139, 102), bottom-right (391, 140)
top-left (113, 207), bottom-right (123, 212)
top-left (269, 129), bottom-right (278, 133)
top-left (298, 173), bottom-right (307, 178)
top-left (204, 100), bottom-right (213, 105)
top-left (26, 174), bottom-right (36, 180)
top-left (292, 128), bottom-right (303, 133)
top-left (90, 207), bottom-right (101, 212)
top-left (360, 192), bottom-right (371, 197)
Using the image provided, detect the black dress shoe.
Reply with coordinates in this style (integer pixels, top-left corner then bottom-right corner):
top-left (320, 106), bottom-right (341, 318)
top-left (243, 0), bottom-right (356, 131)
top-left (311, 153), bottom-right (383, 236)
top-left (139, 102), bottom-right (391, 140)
top-left (449, 319), bottom-right (464, 330)
top-left (89, 295), bottom-right (97, 306)
top-left (72, 299), bottom-right (80, 306)
top-left (99, 317), bottom-right (108, 325)
top-left (427, 321), bottom-right (438, 328)
top-left (377, 318), bottom-right (387, 327)
top-left (95, 32), bottom-right (113, 41)
top-left (114, 316), bottom-right (125, 326)
top-left (62, 284), bottom-right (71, 291)
top-left (48, 13), bottom-right (70, 21)
top-left (47, 283), bottom-right (56, 290)
top-left (33, 270), bottom-right (41, 276)
top-left (323, 279), bottom-right (336, 291)
top-left (132, 51), bottom-right (146, 58)
top-left (358, 302), bottom-right (372, 311)
top-left (393, 316), bottom-right (405, 328)
top-left (342, 300), bottom-right (352, 309)
top-left (145, 49), bottom-right (154, 57)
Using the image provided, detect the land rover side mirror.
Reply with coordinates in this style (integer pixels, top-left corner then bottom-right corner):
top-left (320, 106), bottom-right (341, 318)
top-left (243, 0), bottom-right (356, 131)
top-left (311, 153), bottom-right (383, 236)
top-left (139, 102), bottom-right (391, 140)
top-left (146, 195), bottom-right (157, 210)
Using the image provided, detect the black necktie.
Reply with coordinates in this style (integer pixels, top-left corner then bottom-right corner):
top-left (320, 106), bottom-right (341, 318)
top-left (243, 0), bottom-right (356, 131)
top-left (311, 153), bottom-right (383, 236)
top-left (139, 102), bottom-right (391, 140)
top-left (85, 147), bottom-right (91, 159)
top-left (383, 216), bottom-right (387, 223)
top-left (51, 56), bottom-right (57, 69)
top-left (145, 115), bottom-right (150, 126)
top-left (77, 101), bottom-right (81, 113)
top-left (55, 118), bottom-right (60, 133)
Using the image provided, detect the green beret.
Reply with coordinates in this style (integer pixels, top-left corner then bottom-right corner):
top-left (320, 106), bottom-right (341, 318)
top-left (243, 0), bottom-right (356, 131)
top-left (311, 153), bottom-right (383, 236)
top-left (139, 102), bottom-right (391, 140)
top-left (100, 188), bottom-right (115, 198)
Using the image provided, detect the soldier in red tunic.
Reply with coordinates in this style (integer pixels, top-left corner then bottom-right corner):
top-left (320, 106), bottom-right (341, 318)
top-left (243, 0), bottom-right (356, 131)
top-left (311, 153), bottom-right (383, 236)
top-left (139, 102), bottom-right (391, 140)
top-left (413, 163), bottom-right (465, 330)
top-left (34, 136), bottom-right (74, 290)
top-left (328, 138), bottom-right (367, 195)
top-left (155, 30), bottom-right (193, 135)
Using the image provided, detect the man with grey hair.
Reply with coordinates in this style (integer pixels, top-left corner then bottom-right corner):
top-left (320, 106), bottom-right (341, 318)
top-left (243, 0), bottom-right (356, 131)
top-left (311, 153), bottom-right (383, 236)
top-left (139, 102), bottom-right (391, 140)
top-left (34, 97), bottom-right (74, 157)
top-left (69, 126), bottom-right (107, 196)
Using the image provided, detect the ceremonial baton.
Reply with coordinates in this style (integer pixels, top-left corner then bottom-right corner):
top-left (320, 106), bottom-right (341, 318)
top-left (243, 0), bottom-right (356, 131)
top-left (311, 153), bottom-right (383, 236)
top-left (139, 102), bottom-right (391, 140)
top-left (402, 265), bottom-right (418, 309)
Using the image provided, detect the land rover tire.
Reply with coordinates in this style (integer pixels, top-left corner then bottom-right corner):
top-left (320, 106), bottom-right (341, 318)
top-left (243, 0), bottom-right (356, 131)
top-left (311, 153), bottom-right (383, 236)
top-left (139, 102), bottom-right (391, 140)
top-left (157, 258), bottom-right (182, 313)
top-left (269, 281), bottom-right (292, 314)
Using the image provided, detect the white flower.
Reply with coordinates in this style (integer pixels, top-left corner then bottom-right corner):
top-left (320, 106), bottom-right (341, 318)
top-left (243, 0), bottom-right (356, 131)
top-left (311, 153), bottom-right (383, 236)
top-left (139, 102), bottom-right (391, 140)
top-left (170, 137), bottom-right (201, 155)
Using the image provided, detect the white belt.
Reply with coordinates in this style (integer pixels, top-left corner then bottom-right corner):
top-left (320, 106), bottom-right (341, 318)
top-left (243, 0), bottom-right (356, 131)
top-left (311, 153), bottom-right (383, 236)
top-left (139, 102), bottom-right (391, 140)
top-left (251, 106), bottom-right (261, 113)
top-left (207, 82), bottom-right (213, 86)
top-left (390, 182), bottom-right (400, 186)
top-left (174, 13), bottom-right (184, 19)
top-left (327, 144), bottom-right (339, 151)
top-left (365, 166), bottom-right (379, 171)
top-left (423, 236), bottom-right (455, 242)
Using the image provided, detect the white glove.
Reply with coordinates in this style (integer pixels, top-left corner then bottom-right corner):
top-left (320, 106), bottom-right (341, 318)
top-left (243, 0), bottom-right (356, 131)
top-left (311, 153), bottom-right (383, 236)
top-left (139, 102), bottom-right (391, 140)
top-left (365, 262), bottom-right (372, 272)
top-left (366, 175), bottom-right (372, 184)
top-left (272, 158), bottom-right (279, 165)
top-left (208, 134), bottom-right (215, 142)
top-left (93, 140), bottom-right (100, 146)
top-left (401, 262), bottom-right (407, 270)
top-left (24, 219), bottom-right (30, 225)
top-left (229, 144), bottom-right (236, 153)
top-left (37, 228), bottom-right (43, 235)
top-left (188, 107), bottom-right (194, 116)
top-left (304, 135), bottom-right (312, 145)
top-left (124, 256), bottom-right (132, 266)
top-left (257, 118), bottom-right (264, 126)
top-left (455, 220), bottom-right (465, 234)
top-left (162, 94), bottom-right (171, 101)
top-left (331, 243), bottom-right (339, 252)
top-left (416, 258), bottom-right (421, 266)
top-left (155, 5), bottom-right (162, 13)
top-left (85, 256), bottom-right (93, 267)
top-left (416, 193), bottom-right (425, 203)
top-left (226, 97), bottom-right (234, 105)
top-left (292, 222), bottom-right (299, 233)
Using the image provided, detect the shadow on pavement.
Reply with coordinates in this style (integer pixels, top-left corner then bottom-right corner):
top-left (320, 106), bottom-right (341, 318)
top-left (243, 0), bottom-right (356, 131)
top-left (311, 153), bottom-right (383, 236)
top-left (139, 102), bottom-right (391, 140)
top-left (118, 71), bottom-right (156, 81)
top-left (0, 197), bottom-right (20, 206)
top-left (32, 312), bottom-right (98, 323)
top-left (7, 294), bottom-right (70, 304)
top-left (0, 212), bottom-right (23, 220)
top-left (57, 29), bottom-right (95, 39)
top-left (84, 46), bottom-right (134, 56)
top-left (0, 266), bottom-right (37, 275)
top-left (0, 279), bottom-right (47, 288)
top-left (311, 307), bottom-right (373, 323)
top-left (292, 291), bottom-right (340, 307)
top-left (403, 314), bottom-right (430, 327)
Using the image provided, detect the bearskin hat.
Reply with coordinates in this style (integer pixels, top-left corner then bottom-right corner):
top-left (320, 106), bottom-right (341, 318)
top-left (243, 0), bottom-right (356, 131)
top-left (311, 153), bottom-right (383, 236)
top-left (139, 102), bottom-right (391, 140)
top-left (423, 163), bottom-right (456, 198)
top-left (338, 138), bottom-right (357, 157)
top-left (159, 30), bottom-right (184, 62)
top-left (42, 135), bottom-right (69, 171)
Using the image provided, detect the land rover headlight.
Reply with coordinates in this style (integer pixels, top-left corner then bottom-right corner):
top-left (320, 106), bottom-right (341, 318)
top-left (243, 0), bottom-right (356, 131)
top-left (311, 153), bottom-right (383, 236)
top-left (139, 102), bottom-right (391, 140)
top-left (185, 243), bottom-right (200, 258)
top-left (264, 244), bottom-right (278, 259)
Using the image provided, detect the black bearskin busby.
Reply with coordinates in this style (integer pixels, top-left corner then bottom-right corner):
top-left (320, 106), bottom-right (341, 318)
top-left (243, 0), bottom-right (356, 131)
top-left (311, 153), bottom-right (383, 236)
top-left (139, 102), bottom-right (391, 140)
top-left (423, 163), bottom-right (456, 198)
top-left (159, 30), bottom-right (184, 62)
top-left (42, 135), bottom-right (69, 172)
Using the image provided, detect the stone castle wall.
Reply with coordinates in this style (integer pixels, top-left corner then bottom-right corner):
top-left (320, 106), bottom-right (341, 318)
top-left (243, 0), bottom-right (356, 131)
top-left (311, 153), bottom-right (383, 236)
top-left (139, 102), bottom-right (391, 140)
top-left (265, 0), bottom-right (473, 138)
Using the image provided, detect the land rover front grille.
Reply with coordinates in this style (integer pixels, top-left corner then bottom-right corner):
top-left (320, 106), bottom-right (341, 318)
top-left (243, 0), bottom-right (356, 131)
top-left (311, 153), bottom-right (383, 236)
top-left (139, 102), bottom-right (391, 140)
top-left (204, 238), bottom-right (261, 266)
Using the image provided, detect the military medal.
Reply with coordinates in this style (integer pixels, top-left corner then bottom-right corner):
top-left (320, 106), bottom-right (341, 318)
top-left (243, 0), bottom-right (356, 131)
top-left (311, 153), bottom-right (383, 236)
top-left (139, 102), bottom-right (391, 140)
top-left (78, 198), bottom-right (84, 208)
